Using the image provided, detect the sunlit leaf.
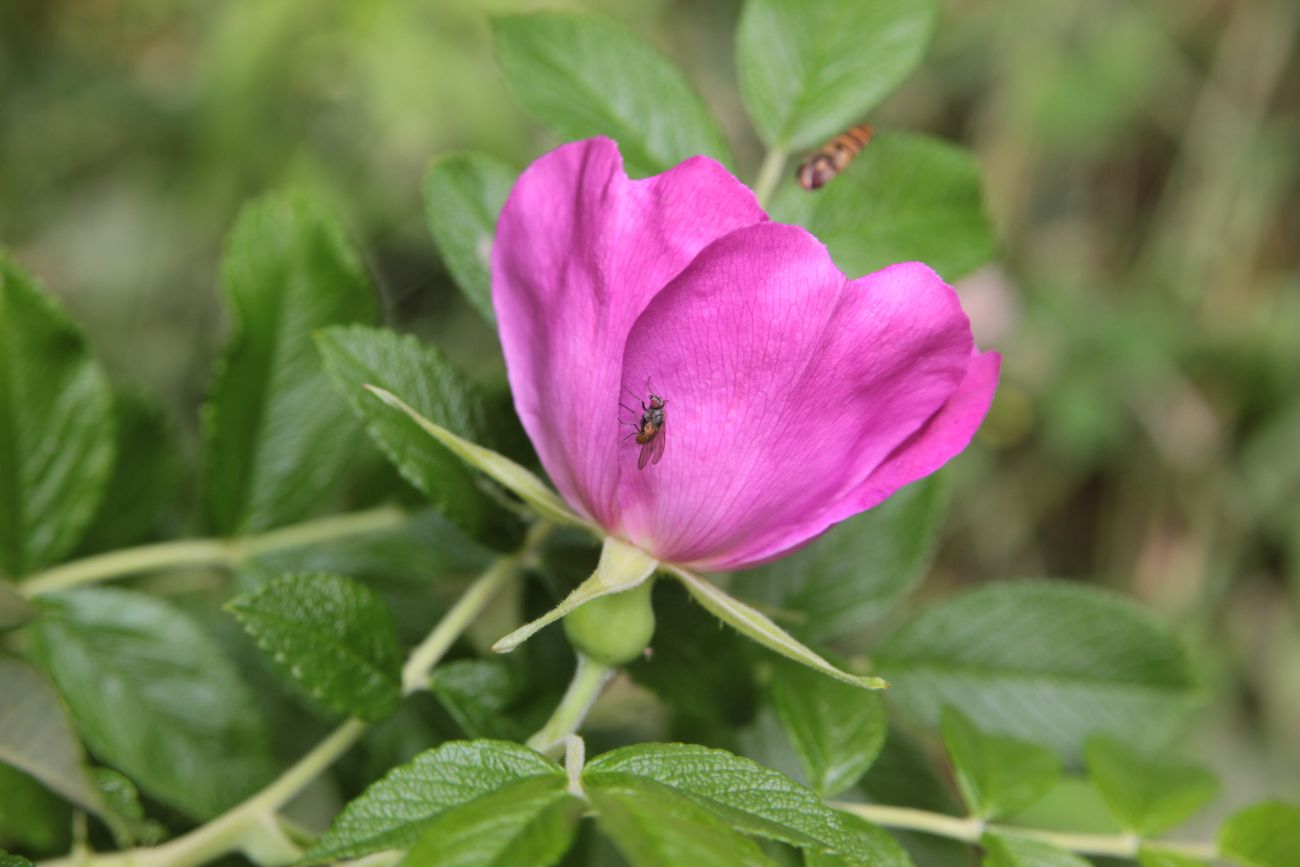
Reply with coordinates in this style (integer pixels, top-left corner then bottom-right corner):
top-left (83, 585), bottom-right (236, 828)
top-left (942, 706), bottom-right (1061, 820)
top-left (493, 12), bottom-right (732, 176)
top-left (0, 258), bottom-right (114, 579)
top-left (202, 192), bottom-right (376, 535)
top-left (737, 0), bottom-right (936, 150)
top-left (1084, 736), bottom-right (1218, 836)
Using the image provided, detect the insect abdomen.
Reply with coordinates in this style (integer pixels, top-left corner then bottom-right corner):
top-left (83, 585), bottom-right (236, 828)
top-left (796, 123), bottom-right (874, 190)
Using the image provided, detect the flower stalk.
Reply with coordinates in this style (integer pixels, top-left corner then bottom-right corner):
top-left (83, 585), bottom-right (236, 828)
top-left (19, 506), bottom-right (408, 598)
top-left (526, 653), bottom-right (615, 756)
top-left (832, 802), bottom-right (1219, 861)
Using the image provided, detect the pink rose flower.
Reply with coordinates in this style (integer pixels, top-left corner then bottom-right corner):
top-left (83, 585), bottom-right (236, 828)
top-left (492, 137), bottom-right (999, 574)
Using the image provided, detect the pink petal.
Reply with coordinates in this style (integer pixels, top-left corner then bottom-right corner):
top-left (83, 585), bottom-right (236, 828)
top-left (615, 223), bottom-right (988, 570)
top-left (492, 138), bottom-right (765, 525)
top-left (723, 349), bottom-right (1002, 569)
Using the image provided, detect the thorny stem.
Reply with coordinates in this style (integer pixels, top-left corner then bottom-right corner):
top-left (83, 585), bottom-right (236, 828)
top-left (526, 653), bottom-right (615, 756)
top-left (752, 146), bottom-right (788, 208)
top-left (19, 506), bottom-right (409, 598)
top-left (832, 802), bottom-right (1220, 862)
top-left (39, 522), bottom-right (552, 867)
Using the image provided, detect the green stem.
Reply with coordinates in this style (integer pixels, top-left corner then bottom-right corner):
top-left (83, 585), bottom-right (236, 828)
top-left (526, 653), bottom-right (614, 756)
top-left (752, 146), bottom-right (788, 208)
top-left (38, 524), bottom-right (549, 867)
top-left (832, 802), bottom-right (1219, 861)
top-left (20, 506), bottom-right (407, 598)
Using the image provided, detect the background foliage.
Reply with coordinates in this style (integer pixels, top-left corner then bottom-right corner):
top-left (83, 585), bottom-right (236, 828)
top-left (1, 0), bottom-right (1297, 865)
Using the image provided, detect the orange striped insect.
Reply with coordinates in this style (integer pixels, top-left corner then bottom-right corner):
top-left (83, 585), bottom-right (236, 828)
top-left (796, 123), bottom-right (874, 190)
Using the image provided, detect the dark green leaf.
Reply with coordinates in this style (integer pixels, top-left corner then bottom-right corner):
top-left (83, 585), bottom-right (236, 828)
top-left (747, 475), bottom-right (947, 643)
top-left (808, 811), bottom-right (915, 867)
top-left (586, 776), bottom-right (777, 867)
top-left (1219, 801), bottom-right (1300, 867)
top-left (245, 507), bottom-right (492, 590)
top-left (0, 656), bottom-right (105, 818)
top-left (400, 776), bottom-right (581, 867)
top-left (92, 768), bottom-right (166, 846)
top-left (78, 390), bottom-right (181, 552)
top-left (1083, 736), bottom-right (1217, 836)
top-left (874, 581), bottom-right (1199, 756)
top-left (0, 258), bottom-right (114, 579)
top-left (317, 325), bottom-right (524, 550)
top-left (0, 764), bottom-right (69, 853)
top-left (226, 572), bottom-right (403, 721)
top-left (29, 588), bottom-right (274, 818)
top-left (736, 0), bottom-right (937, 149)
top-left (1138, 850), bottom-right (1210, 867)
top-left (0, 851), bottom-right (36, 867)
top-left (304, 740), bottom-right (562, 862)
top-left (770, 134), bottom-right (996, 281)
top-left (768, 655), bottom-right (887, 799)
top-left (424, 153), bottom-right (515, 326)
top-left (626, 580), bottom-right (758, 728)
top-left (942, 706), bottom-right (1061, 820)
top-left (202, 192), bottom-right (376, 535)
top-left (429, 659), bottom-right (539, 741)
top-left (493, 12), bottom-right (732, 176)
top-left (584, 743), bottom-right (871, 862)
top-left (980, 832), bottom-right (1091, 867)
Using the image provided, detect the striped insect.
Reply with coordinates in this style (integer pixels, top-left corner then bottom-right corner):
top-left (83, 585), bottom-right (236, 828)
top-left (796, 123), bottom-right (874, 190)
top-left (620, 384), bottom-right (668, 470)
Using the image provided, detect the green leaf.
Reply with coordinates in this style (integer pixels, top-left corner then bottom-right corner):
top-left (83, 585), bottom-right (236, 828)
top-left (363, 385), bottom-right (593, 532)
top-left (0, 851), bottom-right (36, 867)
top-left (304, 740), bottom-right (562, 862)
top-left (29, 588), bottom-right (274, 818)
top-left (586, 777), bottom-right (777, 867)
top-left (0, 581), bottom-right (33, 631)
top-left (429, 659), bottom-right (543, 742)
top-left (668, 565), bottom-right (887, 690)
top-left (768, 655), bottom-right (887, 799)
top-left (584, 742), bottom-right (873, 863)
top-left (0, 764), bottom-right (70, 853)
top-left (627, 580), bottom-right (758, 727)
top-left (736, 0), bottom-right (937, 150)
top-left (0, 656), bottom-right (106, 818)
top-left (874, 581), bottom-right (1200, 756)
top-left (424, 153), bottom-right (515, 326)
top-left (226, 572), bottom-right (403, 721)
top-left (980, 832), bottom-right (1091, 867)
top-left (91, 768), bottom-right (166, 846)
top-left (1083, 736), bottom-right (1218, 836)
top-left (0, 257), bottom-right (114, 579)
top-left (78, 390), bottom-right (181, 553)
top-left (316, 325), bottom-right (524, 550)
top-left (747, 475), bottom-right (947, 643)
top-left (770, 133), bottom-right (995, 281)
top-left (1219, 801), bottom-right (1300, 867)
top-left (202, 191), bottom-right (376, 535)
top-left (942, 706), bottom-right (1061, 820)
top-left (400, 776), bottom-right (581, 867)
top-left (809, 811), bottom-right (915, 867)
top-left (494, 537), bottom-right (656, 653)
top-left (493, 12), bottom-right (732, 176)
top-left (1138, 850), bottom-right (1210, 867)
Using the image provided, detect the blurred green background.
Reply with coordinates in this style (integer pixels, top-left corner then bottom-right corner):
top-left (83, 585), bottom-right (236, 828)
top-left (3, 0), bottom-right (1297, 823)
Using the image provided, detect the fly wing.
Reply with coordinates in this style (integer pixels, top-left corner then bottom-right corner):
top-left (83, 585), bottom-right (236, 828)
top-left (649, 424), bottom-right (666, 466)
top-left (637, 433), bottom-right (655, 470)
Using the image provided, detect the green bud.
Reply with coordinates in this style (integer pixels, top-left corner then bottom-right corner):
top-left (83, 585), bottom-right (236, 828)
top-left (563, 578), bottom-right (656, 666)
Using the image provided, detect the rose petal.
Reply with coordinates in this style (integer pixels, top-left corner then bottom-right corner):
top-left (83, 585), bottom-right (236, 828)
top-left (722, 349), bottom-right (1001, 569)
top-left (616, 222), bottom-right (982, 570)
top-left (492, 138), bottom-right (765, 525)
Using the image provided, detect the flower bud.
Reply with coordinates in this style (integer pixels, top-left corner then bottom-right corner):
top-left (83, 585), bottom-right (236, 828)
top-left (563, 579), bottom-right (656, 666)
